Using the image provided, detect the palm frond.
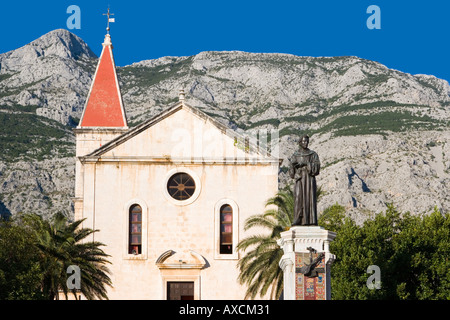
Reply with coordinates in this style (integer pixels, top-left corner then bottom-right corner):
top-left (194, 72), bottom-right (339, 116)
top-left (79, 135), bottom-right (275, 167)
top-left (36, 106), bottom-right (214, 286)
top-left (28, 212), bottom-right (112, 300)
top-left (236, 189), bottom-right (295, 300)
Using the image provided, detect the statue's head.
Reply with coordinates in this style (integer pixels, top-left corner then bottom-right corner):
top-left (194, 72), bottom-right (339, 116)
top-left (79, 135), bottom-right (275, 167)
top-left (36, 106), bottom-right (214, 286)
top-left (299, 135), bottom-right (309, 149)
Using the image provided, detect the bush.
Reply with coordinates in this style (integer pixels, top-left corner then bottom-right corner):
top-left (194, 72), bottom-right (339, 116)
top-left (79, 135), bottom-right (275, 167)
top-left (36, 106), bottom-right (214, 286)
top-left (0, 218), bottom-right (45, 300)
top-left (0, 112), bottom-right (74, 162)
top-left (319, 204), bottom-right (450, 300)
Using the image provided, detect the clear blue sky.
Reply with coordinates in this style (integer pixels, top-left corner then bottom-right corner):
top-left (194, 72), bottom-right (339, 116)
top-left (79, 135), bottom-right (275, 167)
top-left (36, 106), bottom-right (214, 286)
top-left (1, 0), bottom-right (449, 82)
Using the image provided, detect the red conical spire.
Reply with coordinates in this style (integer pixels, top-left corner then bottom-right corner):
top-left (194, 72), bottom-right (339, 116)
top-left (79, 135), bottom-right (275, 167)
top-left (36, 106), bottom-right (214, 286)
top-left (79, 34), bottom-right (127, 128)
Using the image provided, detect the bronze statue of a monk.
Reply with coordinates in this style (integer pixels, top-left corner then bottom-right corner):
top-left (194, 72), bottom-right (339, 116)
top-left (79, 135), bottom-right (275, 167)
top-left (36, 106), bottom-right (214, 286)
top-left (288, 135), bottom-right (320, 226)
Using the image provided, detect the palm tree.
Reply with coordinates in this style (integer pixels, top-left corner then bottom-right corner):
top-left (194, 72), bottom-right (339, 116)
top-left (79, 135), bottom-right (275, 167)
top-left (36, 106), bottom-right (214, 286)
top-left (237, 185), bottom-right (325, 299)
top-left (236, 188), bottom-right (294, 300)
top-left (26, 213), bottom-right (112, 300)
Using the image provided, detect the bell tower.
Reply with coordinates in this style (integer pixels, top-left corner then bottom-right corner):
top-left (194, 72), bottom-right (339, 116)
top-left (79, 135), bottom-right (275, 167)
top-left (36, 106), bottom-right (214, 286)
top-left (73, 21), bottom-right (128, 222)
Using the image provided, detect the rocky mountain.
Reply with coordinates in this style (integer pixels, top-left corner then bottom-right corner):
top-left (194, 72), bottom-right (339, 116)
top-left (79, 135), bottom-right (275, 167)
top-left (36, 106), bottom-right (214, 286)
top-left (0, 29), bottom-right (96, 124)
top-left (1, 29), bottom-right (449, 221)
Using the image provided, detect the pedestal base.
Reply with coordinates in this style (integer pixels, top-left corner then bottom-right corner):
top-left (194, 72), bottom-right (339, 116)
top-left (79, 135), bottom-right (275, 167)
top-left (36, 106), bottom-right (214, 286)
top-left (278, 226), bottom-right (336, 300)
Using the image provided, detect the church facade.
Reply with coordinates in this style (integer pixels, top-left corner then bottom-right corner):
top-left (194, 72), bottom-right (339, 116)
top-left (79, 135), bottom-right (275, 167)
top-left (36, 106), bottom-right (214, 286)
top-left (73, 33), bottom-right (280, 300)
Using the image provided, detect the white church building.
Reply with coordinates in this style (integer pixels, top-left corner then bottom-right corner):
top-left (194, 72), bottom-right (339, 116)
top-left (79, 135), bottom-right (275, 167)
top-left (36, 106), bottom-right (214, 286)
top-left (73, 32), bottom-right (280, 300)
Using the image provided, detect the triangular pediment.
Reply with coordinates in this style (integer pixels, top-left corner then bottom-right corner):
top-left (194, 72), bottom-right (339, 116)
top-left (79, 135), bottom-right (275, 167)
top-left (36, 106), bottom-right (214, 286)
top-left (81, 101), bottom-right (279, 164)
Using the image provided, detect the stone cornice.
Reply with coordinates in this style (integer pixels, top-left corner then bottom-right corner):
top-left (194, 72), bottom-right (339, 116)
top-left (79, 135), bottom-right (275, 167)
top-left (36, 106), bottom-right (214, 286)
top-left (79, 155), bottom-right (282, 165)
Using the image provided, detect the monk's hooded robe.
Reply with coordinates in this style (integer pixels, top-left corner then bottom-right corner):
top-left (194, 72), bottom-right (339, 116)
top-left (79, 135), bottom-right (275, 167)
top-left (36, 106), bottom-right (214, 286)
top-left (288, 148), bottom-right (320, 226)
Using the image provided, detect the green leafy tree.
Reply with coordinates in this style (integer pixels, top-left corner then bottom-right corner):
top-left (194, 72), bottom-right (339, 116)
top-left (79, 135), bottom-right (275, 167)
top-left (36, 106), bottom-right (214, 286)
top-left (322, 204), bottom-right (450, 300)
top-left (0, 218), bottom-right (45, 300)
top-left (237, 189), bottom-right (450, 300)
top-left (390, 207), bottom-right (450, 299)
top-left (320, 204), bottom-right (397, 299)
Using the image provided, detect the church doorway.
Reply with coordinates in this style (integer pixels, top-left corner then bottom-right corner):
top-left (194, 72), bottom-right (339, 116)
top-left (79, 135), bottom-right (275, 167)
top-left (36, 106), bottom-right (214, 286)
top-left (167, 282), bottom-right (194, 300)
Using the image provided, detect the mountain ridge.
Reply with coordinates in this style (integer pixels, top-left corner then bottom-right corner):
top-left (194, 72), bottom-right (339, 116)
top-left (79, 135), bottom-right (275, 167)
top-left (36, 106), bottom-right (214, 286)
top-left (0, 29), bottom-right (449, 221)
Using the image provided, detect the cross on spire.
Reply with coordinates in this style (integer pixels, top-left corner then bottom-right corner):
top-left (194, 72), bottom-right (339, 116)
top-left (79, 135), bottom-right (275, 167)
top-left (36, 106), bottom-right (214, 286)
top-left (103, 7), bottom-right (115, 34)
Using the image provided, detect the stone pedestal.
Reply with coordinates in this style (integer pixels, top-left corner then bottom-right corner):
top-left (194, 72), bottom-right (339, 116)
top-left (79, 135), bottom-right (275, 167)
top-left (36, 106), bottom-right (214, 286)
top-left (278, 226), bottom-right (336, 300)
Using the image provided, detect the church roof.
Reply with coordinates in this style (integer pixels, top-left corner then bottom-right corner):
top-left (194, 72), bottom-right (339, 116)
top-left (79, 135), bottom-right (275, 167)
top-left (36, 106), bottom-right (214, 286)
top-left (82, 97), bottom-right (280, 163)
top-left (78, 34), bottom-right (128, 128)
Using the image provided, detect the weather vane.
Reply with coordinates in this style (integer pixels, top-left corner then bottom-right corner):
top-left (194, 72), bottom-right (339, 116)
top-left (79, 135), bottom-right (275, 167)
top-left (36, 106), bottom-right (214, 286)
top-left (103, 7), bottom-right (115, 34)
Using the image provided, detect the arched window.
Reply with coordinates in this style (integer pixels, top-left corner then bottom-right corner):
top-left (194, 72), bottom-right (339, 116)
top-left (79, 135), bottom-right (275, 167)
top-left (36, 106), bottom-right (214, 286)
top-left (220, 204), bottom-right (233, 254)
top-left (129, 204), bottom-right (142, 255)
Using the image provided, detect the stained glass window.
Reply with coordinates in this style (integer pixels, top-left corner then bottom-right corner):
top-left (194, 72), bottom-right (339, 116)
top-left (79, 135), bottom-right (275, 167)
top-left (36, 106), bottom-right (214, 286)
top-left (129, 204), bottom-right (142, 254)
top-left (220, 204), bottom-right (233, 254)
top-left (167, 173), bottom-right (196, 201)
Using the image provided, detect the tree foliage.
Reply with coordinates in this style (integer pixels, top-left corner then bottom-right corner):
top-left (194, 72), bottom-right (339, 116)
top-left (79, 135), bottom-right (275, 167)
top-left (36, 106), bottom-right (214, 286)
top-left (0, 218), bottom-right (44, 300)
top-left (237, 189), bottom-right (450, 300)
top-left (0, 112), bottom-right (74, 162)
top-left (236, 189), bottom-right (294, 299)
top-left (0, 213), bottom-right (112, 300)
top-left (320, 204), bottom-right (450, 300)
